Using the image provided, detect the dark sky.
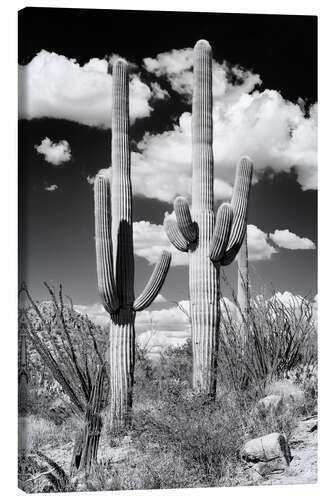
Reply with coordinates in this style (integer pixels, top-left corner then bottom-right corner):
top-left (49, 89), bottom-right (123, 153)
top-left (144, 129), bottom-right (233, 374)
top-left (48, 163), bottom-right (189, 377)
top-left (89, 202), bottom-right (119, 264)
top-left (18, 8), bottom-right (317, 307)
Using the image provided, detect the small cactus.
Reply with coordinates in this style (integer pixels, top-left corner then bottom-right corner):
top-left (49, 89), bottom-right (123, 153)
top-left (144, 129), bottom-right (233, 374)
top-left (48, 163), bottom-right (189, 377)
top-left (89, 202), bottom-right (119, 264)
top-left (94, 59), bottom-right (171, 430)
top-left (165, 40), bottom-right (253, 396)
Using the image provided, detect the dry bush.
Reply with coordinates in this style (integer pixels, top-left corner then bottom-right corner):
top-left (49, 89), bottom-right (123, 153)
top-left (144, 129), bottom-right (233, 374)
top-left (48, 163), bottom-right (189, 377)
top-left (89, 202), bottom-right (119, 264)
top-left (218, 287), bottom-right (317, 397)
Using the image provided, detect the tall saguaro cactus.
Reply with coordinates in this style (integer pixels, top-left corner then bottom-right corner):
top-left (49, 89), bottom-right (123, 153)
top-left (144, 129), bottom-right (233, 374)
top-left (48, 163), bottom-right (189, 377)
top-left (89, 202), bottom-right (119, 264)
top-left (165, 40), bottom-right (253, 396)
top-left (94, 60), bottom-right (171, 430)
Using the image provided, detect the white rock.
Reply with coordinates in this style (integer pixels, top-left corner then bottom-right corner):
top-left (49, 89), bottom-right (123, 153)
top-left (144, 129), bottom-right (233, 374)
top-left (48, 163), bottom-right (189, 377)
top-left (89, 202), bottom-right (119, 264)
top-left (240, 432), bottom-right (291, 465)
top-left (257, 394), bottom-right (283, 413)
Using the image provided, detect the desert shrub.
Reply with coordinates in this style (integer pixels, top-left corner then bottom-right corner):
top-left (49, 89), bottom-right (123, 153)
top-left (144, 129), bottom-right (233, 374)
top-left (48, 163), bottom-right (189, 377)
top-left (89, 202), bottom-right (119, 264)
top-left (218, 290), bottom-right (317, 396)
top-left (18, 283), bottom-right (108, 418)
top-left (132, 389), bottom-right (247, 486)
top-left (18, 414), bottom-right (82, 452)
top-left (18, 452), bottom-right (74, 493)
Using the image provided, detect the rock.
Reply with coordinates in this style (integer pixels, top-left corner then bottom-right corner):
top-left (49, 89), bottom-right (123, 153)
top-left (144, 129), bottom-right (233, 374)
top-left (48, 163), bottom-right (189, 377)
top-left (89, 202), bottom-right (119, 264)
top-left (252, 460), bottom-right (286, 477)
top-left (48, 398), bottom-right (72, 424)
top-left (240, 432), bottom-right (292, 465)
top-left (266, 380), bottom-right (305, 407)
top-left (257, 394), bottom-right (283, 413)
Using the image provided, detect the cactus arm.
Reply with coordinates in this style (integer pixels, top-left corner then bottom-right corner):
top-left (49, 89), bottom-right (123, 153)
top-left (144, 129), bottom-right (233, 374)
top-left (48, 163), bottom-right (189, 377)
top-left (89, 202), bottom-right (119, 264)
top-left (221, 156), bottom-right (253, 266)
top-left (164, 218), bottom-right (189, 252)
top-left (209, 203), bottom-right (233, 262)
top-left (174, 196), bottom-right (197, 242)
top-left (133, 251), bottom-right (172, 311)
top-left (94, 174), bottom-right (119, 314)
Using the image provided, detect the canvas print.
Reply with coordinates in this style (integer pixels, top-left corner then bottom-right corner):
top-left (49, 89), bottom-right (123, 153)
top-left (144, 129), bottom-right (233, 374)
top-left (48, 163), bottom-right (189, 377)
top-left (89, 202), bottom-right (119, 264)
top-left (18, 7), bottom-right (317, 493)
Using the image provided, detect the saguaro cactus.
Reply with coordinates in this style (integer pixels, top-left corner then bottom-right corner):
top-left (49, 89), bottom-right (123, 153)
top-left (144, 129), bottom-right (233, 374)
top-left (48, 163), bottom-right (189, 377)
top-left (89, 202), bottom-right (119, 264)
top-left (165, 40), bottom-right (253, 396)
top-left (237, 232), bottom-right (250, 338)
top-left (94, 60), bottom-right (171, 430)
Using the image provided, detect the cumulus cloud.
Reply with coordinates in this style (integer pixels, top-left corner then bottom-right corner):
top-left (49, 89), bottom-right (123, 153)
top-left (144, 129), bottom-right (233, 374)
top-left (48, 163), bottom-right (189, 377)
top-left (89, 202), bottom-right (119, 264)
top-left (269, 229), bottom-right (316, 250)
top-left (133, 220), bottom-right (188, 266)
top-left (44, 184), bottom-right (58, 192)
top-left (134, 47), bottom-right (317, 200)
top-left (35, 137), bottom-right (71, 166)
top-left (247, 224), bottom-right (277, 261)
top-left (19, 50), bottom-right (153, 126)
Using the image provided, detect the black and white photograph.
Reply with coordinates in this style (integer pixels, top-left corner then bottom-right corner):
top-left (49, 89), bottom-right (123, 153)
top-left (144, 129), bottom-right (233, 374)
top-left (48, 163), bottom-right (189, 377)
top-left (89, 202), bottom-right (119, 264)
top-left (17, 6), bottom-right (317, 493)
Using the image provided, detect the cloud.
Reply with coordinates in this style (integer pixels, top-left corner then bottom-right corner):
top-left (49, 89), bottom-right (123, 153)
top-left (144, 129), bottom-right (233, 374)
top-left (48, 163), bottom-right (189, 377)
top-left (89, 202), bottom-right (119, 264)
top-left (150, 81), bottom-right (170, 100)
top-left (21, 47), bottom-right (316, 197)
top-left (19, 50), bottom-right (153, 127)
top-left (270, 291), bottom-right (305, 310)
top-left (153, 294), bottom-right (167, 304)
top-left (133, 220), bottom-right (188, 266)
top-left (86, 175), bottom-right (95, 185)
top-left (135, 47), bottom-right (317, 200)
top-left (136, 300), bottom-right (190, 357)
top-left (268, 291), bottom-right (316, 322)
top-left (44, 184), bottom-right (58, 192)
top-left (35, 137), bottom-right (71, 166)
top-left (74, 303), bottom-right (109, 327)
top-left (247, 224), bottom-right (277, 261)
top-left (269, 229), bottom-right (316, 250)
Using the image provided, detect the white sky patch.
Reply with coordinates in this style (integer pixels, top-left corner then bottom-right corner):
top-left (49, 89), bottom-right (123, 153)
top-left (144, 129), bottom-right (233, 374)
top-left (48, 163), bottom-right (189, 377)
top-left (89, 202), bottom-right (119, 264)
top-left (269, 229), bottom-right (316, 250)
top-left (44, 184), bottom-right (58, 192)
top-left (133, 220), bottom-right (188, 266)
top-left (19, 50), bottom-right (153, 127)
top-left (35, 137), bottom-right (71, 166)
top-left (247, 224), bottom-right (277, 261)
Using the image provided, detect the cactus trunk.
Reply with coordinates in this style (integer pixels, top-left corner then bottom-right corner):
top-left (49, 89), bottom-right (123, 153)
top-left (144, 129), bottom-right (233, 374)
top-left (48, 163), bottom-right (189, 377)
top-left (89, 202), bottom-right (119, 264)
top-left (190, 41), bottom-right (219, 395)
top-left (109, 310), bottom-right (135, 430)
top-left (189, 212), bottom-right (220, 394)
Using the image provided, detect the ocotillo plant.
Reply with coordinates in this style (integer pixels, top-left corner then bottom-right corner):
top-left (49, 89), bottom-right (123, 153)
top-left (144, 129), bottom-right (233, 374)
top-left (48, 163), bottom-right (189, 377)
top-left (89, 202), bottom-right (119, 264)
top-left (94, 59), bottom-right (171, 430)
top-left (237, 231), bottom-right (250, 338)
top-left (165, 40), bottom-right (253, 397)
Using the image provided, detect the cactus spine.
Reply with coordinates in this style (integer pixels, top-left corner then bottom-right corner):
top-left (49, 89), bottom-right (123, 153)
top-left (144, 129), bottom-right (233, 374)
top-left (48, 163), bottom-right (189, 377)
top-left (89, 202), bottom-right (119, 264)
top-left (165, 40), bottom-right (253, 396)
top-left (94, 60), bottom-right (171, 430)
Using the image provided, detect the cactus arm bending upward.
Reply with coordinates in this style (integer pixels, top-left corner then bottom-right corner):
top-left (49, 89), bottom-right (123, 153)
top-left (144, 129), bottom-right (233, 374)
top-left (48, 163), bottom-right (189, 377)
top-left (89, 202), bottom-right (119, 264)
top-left (134, 250), bottom-right (171, 311)
top-left (164, 218), bottom-right (190, 252)
top-left (209, 203), bottom-right (233, 262)
top-left (221, 156), bottom-right (253, 266)
top-left (174, 197), bottom-right (197, 242)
